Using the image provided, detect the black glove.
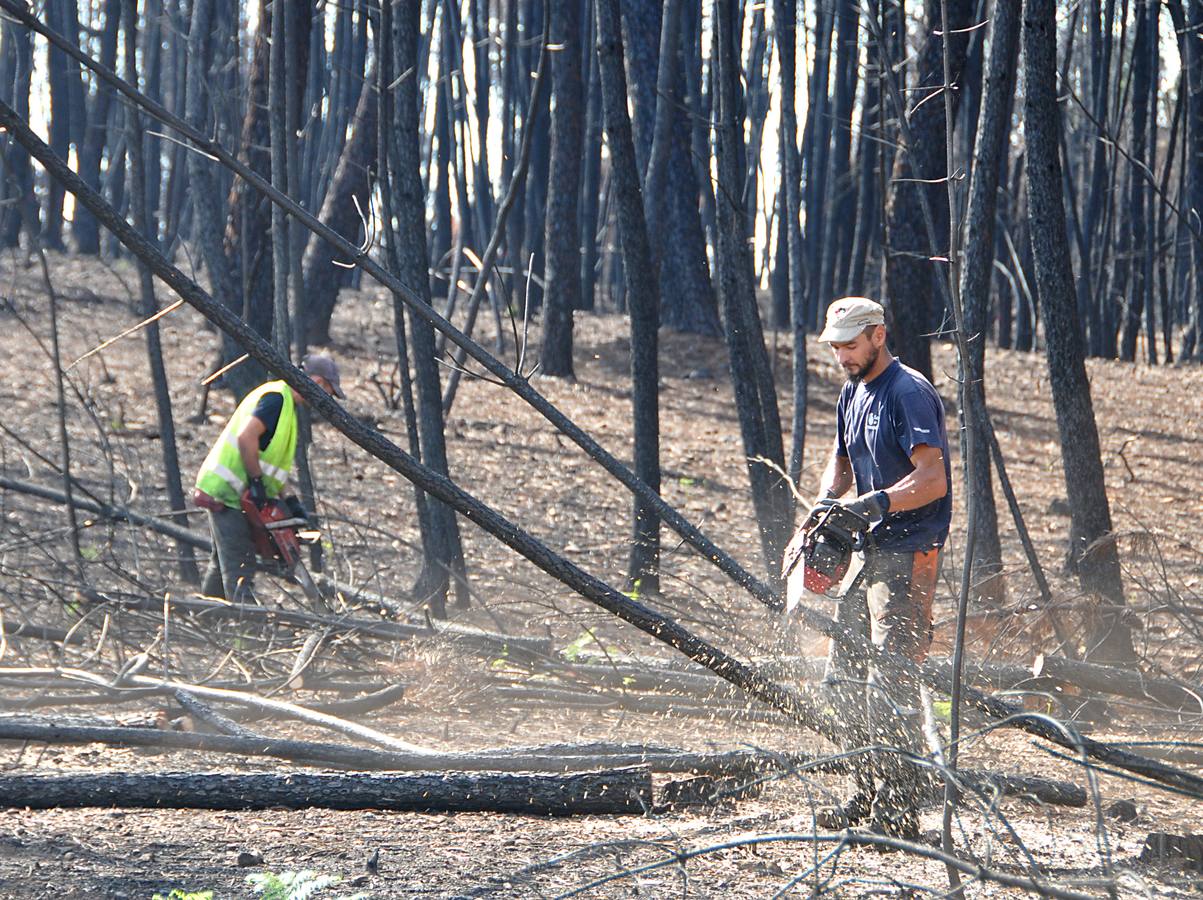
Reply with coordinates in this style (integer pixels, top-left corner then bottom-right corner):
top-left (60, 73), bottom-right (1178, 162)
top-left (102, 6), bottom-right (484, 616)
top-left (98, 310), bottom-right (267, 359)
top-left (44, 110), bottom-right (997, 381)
top-left (842, 490), bottom-right (890, 521)
top-left (248, 476), bottom-right (268, 509)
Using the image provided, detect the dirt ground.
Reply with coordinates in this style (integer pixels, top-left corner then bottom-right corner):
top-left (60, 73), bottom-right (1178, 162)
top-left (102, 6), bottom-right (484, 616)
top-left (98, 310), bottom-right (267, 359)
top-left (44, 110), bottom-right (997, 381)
top-left (0, 251), bottom-right (1201, 898)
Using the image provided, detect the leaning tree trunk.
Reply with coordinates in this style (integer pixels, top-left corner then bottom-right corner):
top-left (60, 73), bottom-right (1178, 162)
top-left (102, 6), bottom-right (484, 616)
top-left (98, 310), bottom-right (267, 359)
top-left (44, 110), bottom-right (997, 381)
top-left (539, 0), bottom-right (584, 377)
top-left (712, 0), bottom-right (793, 577)
top-left (302, 63), bottom-right (379, 347)
top-left (1022, 0), bottom-right (1135, 662)
top-left (390, 0), bottom-right (469, 616)
top-left (958, 0), bottom-right (1021, 604)
top-left (882, 0), bottom-right (972, 379)
top-left (596, 0), bottom-right (662, 593)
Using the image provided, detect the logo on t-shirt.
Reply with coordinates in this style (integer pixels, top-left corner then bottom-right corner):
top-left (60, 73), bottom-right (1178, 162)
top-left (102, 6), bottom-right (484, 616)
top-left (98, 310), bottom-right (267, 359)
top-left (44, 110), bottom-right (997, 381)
top-left (866, 411), bottom-right (880, 439)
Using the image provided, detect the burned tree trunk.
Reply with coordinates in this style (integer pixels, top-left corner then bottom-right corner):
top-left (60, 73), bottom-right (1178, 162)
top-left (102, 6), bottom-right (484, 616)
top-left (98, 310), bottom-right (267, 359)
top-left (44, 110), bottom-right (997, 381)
top-left (882, 0), bottom-right (972, 378)
top-left (712, 0), bottom-right (793, 576)
top-left (1022, 0), bottom-right (1135, 662)
top-left (0, 14), bottom-right (33, 247)
top-left (0, 770), bottom-right (653, 816)
top-left (959, 0), bottom-right (1021, 603)
top-left (539, 0), bottom-right (585, 376)
top-left (122, 0), bottom-right (197, 584)
top-left (596, 0), bottom-right (662, 592)
top-left (388, 0), bottom-right (468, 616)
top-left (219, 0), bottom-right (312, 397)
top-left (73, 0), bottom-right (120, 255)
top-left (302, 65), bottom-right (379, 346)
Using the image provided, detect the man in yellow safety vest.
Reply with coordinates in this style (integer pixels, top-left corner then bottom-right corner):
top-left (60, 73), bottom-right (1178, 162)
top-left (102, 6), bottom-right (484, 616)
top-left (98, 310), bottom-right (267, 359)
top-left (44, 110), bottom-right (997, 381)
top-left (193, 354), bottom-right (344, 601)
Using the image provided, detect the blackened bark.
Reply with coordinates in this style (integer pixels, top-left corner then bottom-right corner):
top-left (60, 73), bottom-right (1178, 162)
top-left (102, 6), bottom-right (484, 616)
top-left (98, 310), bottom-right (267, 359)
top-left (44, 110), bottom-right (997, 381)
top-left (1119, 0), bottom-right (1155, 362)
top-left (596, 0), bottom-right (661, 592)
top-left (819, 0), bottom-right (861, 304)
top-left (73, 0), bottom-right (120, 254)
top-left (391, 0), bottom-right (468, 616)
top-left (776, 0), bottom-right (808, 485)
top-left (122, 0), bottom-right (198, 584)
top-left (620, 0), bottom-right (720, 336)
top-left (960, 0), bottom-right (1020, 603)
top-left (43, 0), bottom-right (76, 249)
top-left (1181, 0), bottom-right (1203, 358)
top-left (540, 0), bottom-right (584, 376)
top-left (219, 0), bottom-right (312, 397)
top-left (0, 17), bottom-right (32, 247)
top-left (578, 5), bottom-right (602, 312)
top-left (883, 0), bottom-right (972, 378)
top-left (1022, 0), bottom-right (1134, 661)
top-left (713, 0), bottom-right (793, 576)
top-left (303, 67), bottom-right (379, 346)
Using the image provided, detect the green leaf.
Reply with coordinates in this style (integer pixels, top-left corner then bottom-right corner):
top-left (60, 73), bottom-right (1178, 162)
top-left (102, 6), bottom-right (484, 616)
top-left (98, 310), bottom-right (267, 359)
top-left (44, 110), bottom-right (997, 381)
top-left (562, 629), bottom-right (598, 662)
top-left (80, 545), bottom-right (100, 561)
top-left (678, 476), bottom-right (698, 487)
top-left (932, 700), bottom-right (952, 722)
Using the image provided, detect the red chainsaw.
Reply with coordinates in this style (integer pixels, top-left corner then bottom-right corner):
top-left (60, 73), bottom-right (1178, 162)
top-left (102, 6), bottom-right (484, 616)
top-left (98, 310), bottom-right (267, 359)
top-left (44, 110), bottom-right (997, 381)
top-left (240, 492), bottom-right (323, 605)
top-left (782, 502), bottom-right (871, 609)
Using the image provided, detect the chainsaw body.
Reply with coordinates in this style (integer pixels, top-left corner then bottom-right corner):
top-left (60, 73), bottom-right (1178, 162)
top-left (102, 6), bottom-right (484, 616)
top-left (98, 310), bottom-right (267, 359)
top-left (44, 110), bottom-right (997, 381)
top-left (240, 492), bottom-right (321, 603)
top-left (783, 503), bottom-right (872, 599)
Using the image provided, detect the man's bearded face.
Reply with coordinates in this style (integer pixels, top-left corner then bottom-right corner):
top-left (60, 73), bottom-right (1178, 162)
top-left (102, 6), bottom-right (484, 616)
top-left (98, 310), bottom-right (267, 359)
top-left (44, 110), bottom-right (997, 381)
top-left (830, 328), bottom-right (881, 382)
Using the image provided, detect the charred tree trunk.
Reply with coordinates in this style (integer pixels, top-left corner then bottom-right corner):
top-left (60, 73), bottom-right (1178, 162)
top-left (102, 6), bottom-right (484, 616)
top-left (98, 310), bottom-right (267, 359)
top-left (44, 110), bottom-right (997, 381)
top-left (882, 0), bottom-right (972, 378)
top-left (776, 0), bottom-right (808, 485)
top-left (73, 0), bottom-right (120, 255)
top-left (0, 15), bottom-right (32, 248)
top-left (596, 0), bottom-right (662, 592)
top-left (540, 0), bottom-right (584, 376)
top-left (712, 0), bottom-right (792, 577)
top-left (1119, 0), bottom-right (1155, 362)
top-left (390, 0), bottom-right (469, 616)
top-left (219, 0), bottom-right (312, 397)
top-left (959, 0), bottom-right (1020, 604)
top-left (302, 65), bottom-right (379, 346)
top-left (578, 4), bottom-right (602, 312)
top-left (1022, 0), bottom-right (1135, 662)
top-left (122, 0), bottom-right (197, 584)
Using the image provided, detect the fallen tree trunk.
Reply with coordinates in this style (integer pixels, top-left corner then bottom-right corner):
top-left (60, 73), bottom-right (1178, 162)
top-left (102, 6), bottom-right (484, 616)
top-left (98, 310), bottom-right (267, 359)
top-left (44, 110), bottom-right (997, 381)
top-left (1034, 654), bottom-right (1203, 711)
top-left (0, 620), bottom-right (85, 645)
top-left (0, 719), bottom-right (1088, 806)
top-left (0, 769), bottom-right (652, 815)
top-left (3, 69), bottom-right (1202, 801)
top-left (81, 590), bottom-right (550, 663)
top-left (0, 668), bottom-right (433, 754)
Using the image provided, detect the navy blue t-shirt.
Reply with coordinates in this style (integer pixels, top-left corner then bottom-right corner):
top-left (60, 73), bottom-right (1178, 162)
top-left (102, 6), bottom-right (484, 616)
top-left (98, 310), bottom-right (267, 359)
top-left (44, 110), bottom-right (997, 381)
top-left (835, 359), bottom-right (952, 551)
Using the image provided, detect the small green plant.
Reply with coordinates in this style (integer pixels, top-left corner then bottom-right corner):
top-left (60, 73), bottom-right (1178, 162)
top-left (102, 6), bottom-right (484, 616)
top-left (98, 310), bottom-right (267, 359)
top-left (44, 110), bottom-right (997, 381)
top-left (561, 628), bottom-right (599, 661)
top-left (79, 545), bottom-right (100, 561)
top-left (152, 890), bottom-right (213, 900)
top-left (246, 869), bottom-right (366, 900)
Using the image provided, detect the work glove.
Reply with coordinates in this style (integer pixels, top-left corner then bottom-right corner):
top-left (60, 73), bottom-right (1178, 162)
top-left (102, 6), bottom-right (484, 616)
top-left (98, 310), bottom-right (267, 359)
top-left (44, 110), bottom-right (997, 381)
top-left (248, 476), bottom-right (269, 509)
top-left (841, 490), bottom-right (890, 521)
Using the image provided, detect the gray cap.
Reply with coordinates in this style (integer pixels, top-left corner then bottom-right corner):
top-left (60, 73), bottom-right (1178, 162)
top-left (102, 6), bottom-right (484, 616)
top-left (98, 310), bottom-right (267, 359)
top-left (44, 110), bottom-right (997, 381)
top-left (818, 297), bottom-right (886, 343)
top-left (302, 353), bottom-right (345, 399)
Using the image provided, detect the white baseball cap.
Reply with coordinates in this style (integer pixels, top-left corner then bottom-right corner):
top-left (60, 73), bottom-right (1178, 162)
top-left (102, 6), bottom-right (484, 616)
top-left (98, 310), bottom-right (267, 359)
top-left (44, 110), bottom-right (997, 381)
top-left (818, 297), bottom-right (886, 343)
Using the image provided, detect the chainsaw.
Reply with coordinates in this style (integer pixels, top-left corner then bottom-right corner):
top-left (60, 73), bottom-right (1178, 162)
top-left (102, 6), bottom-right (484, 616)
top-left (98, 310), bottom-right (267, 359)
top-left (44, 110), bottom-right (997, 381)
top-left (781, 502), bottom-right (872, 610)
top-left (240, 492), bottom-right (323, 605)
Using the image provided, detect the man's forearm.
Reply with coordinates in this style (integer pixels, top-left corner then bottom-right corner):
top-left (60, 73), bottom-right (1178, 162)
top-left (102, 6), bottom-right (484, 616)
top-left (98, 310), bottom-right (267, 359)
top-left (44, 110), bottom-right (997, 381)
top-left (883, 467), bottom-right (946, 513)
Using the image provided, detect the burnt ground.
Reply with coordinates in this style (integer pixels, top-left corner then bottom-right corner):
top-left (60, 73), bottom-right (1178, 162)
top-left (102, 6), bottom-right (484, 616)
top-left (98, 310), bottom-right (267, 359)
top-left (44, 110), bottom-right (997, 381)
top-left (0, 251), bottom-right (1201, 898)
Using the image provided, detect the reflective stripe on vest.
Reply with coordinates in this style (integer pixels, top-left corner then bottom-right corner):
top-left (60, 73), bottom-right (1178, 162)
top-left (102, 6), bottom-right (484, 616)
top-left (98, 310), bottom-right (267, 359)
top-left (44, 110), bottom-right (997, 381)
top-left (195, 381), bottom-right (298, 509)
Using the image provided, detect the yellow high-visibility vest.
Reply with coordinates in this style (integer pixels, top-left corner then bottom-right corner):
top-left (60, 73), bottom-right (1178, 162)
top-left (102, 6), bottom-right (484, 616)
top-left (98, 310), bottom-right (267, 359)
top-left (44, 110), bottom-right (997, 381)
top-left (195, 381), bottom-right (297, 509)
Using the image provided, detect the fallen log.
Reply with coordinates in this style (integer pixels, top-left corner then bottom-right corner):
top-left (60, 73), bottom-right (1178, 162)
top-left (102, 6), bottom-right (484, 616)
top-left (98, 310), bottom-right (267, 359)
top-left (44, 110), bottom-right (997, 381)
top-left (0, 769), bottom-right (652, 815)
top-left (1033, 654), bottom-right (1203, 711)
top-left (4, 79), bottom-right (1201, 804)
top-left (0, 620), bottom-right (86, 645)
top-left (173, 690), bottom-right (261, 739)
top-left (0, 668), bottom-right (433, 754)
top-left (81, 590), bottom-right (550, 663)
top-left (0, 720), bottom-right (1088, 806)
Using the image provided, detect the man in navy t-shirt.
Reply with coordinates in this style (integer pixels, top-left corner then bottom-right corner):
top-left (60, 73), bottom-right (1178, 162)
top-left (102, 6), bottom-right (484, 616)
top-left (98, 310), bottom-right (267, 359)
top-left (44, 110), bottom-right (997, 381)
top-left (808, 297), bottom-right (951, 839)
